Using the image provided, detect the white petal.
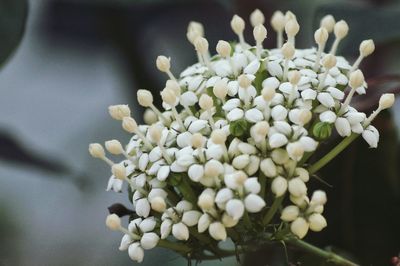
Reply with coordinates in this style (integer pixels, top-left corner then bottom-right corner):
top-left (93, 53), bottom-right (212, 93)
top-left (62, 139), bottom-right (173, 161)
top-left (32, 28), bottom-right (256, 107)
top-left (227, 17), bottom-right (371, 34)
top-left (182, 210), bottom-right (202, 227)
top-left (188, 120), bottom-right (208, 133)
top-left (227, 108), bottom-right (244, 121)
top-left (271, 176), bottom-right (288, 196)
top-left (335, 117), bottom-right (351, 137)
top-left (326, 87), bottom-right (344, 100)
top-left (278, 82), bottom-right (293, 94)
top-left (172, 222), bottom-right (189, 241)
top-left (119, 234), bottom-right (133, 251)
top-left (188, 164), bottom-right (204, 182)
top-left (290, 217), bottom-right (309, 239)
top-left (157, 165), bottom-right (170, 181)
top-left (139, 217), bottom-right (157, 232)
top-left (271, 105), bottom-right (288, 121)
top-left (227, 81), bottom-right (239, 96)
top-left (140, 232), bottom-right (159, 250)
top-left (299, 136), bottom-right (318, 152)
top-left (244, 59), bottom-right (261, 75)
top-left (128, 243), bottom-right (144, 263)
top-left (262, 77), bottom-right (280, 89)
top-left (269, 133), bottom-right (288, 148)
top-left (232, 154), bottom-right (250, 169)
top-left (177, 132), bottom-right (193, 148)
top-left (245, 108), bottom-right (264, 123)
top-left (301, 89), bottom-right (317, 100)
top-left (180, 91), bottom-right (198, 106)
top-left (317, 92), bottom-right (335, 108)
top-left (260, 158), bottom-right (277, 178)
top-left (198, 213), bottom-right (212, 233)
top-left (226, 199), bottom-right (245, 220)
top-left (160, 219), bottom-right (172, 239)
top-left (244, 194), bottom-right (266, 213)
top-left (138, 153), bottom-right (149, 171)
top-left (209, 222), bottom-right (227, 241)
top-left (362, 127), bottom-right (379, 148)
top-left (267, 61), bottom-right (283, 78)
top-left (135, 198), bottom-right (151, 218)
top-left (319, 110), bottom-right (337, 123)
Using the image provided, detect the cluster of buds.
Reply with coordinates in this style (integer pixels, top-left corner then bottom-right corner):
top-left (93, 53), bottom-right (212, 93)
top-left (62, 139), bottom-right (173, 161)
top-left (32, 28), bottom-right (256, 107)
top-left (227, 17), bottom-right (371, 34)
top-left (89, 9), bottom-right (395, 263)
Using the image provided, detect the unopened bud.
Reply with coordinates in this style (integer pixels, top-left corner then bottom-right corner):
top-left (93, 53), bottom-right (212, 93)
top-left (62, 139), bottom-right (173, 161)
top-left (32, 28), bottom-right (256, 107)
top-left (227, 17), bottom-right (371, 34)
top-left (143, 109), bottom-right (158, 125)
top-left (311, 190), bottom-right (327, 205)
top-left (194, 37), bottom-right (209, 54)
top-left (105, 140), bottom-right (124, 155)
top-left (262, 86), bottom-right (276, 101)
top-left (166, 80), bottom-right (181, 96)
top-left (106, 214), bottom-right (121, 230)
top-left (314, 27), bottom-right (328, 45)
top-left (161, 88), bottom-right (176, 105)
top-left (199, 94), bottom-right (213, 110)
top-left (334, 20), bottom-right (349, 39)
top-left (188, 21), bottom-right (204, 37)
top-left (122, 117), bottom-right (137, 133)
top-left (281, 205), bottom-right (299, 222)
top-left (149, 124), bottom-right (163, 143)
top-left (322, 54), bottom-right (336, 69)
top-left (253, 24), bottom-right (267, 43)
top-left (191, 133), bottom-right (205, 148)
top-left (308, 213), bottom-right (327, 232)
top-left (112, 164), bottom-right (126, 180)
top-left (379, 93), bottom-right (395, 110)
top-left (231, 15), bottom-right (245, 35)
top-left (108, 105), bottom-right (131, 120)
top-left (250, 9), bottom-right (265, 27)
top-left (281, 42), bottom-right (295, 59)
top-left (349, 70), bottom-right (364, 88)
top-left (89, 143), bottom-right (105, 158)
top-left (209, 222), bottom-right (227, 241)
top-left (216, 40), bottom-right (231, 58)
top-left (211, 129), bottom-right (227, 145)
top-left (285, 19), bottom-right (300, 37)
top-left (291, 217), bottom-right (309, 239)
top-left (156, 55), bottom-right (171, 72)
top-left (150, 197), bottom-right (167, 212)
top-left (238, 74), bottom-right (251, 88)
top-left (271, 11), bottom-right (285, 31)
top-left (320, 15), bottom-right (335, 32)
top-left (288, 70), bottom-right (301, 85)
top-left (359, 39), bottom-right (375, 57)
top-left (137, 89), bottom-right (153, 107)
top-left (213, 79), bottom-right (228, 99)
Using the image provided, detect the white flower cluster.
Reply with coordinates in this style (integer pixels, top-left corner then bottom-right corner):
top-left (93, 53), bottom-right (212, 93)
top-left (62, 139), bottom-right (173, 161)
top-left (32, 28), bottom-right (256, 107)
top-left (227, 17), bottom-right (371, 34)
top-left (89, 9), bottom-right (395, 263)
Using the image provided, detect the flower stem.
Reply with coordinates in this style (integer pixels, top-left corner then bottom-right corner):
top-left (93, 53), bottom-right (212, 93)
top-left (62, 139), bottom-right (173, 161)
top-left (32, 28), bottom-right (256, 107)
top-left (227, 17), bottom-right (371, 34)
top-left (157, 239), bottom-right (191, 253)
top-left (284, 237), bottom-right (359, 266)
top-left (263, 195), bottom-right (284, 225)
top-left (308, 133), bottom-right (359, 175)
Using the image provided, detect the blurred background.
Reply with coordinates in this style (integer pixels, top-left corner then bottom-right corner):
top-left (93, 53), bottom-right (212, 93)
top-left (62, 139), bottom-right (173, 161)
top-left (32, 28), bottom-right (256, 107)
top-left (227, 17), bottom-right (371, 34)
top-left (0, 0), bottom-right (399, 265)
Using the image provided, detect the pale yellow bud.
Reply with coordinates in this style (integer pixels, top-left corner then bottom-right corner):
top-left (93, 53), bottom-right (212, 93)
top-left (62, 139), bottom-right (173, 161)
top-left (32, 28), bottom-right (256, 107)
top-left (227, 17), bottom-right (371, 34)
top-left (288, 70), bottom-right (301, 85)
top-left (143, 109), bottom-right (158, 125)
top-left (379, 93), bottom-right (395, 110)
top-left (320, 15), bottom-right (335, 33)
top-left (270, 11), bottom-right (285, 31)
top-left (106, 214), bottom-right (121, 231)
top-left (187, 29), bottom-right (201, 44)
top-left (161, 88), bottom-right (176, 105)
top-left (238, 74), bottom-right (251, 88)
top-left (308, 213), bottom-right (327, 232)
top-left (216, 40), bottom-right (231, 58)
top-left (231, 15), bottom-right (245, 34)
top-left (166, 79), bottom-right (181, 96)
top-left (291, 217), bottom-right (309, 239)
top-left (322, 54), bottom-right (337, 69)
top-left (150, 197), bottom-right (167, 212)
top-left (314, 27), bottom-right (329, 45)
top-left (211, 129), bottom-right (227, 145)
top-left (149, 124), bottom-right (163, 143)
top-left (298, 109), bottom-right (312, 125)
top-left (285, 11), bottom-right (296, 23)
top-left (250, 9), bottom-right (265, 27)
top-left (262, 86), bottom-right (276, 101)
top-left (334, 20), bottom-right (349, 39)
top-left (349, 70), bottom-right (364, 88)
top-left (191, 133), bottom-right (205, 148)
top-left (194, 37), bottom-right (209, 54)
top-left (108, 104), bottom-right (131, 120)
top-left (253, 24), bottom-right (267, 43)
top-left (281, 42), bottom-right (295, 59)
top-left (213, 79), bottom-right (228, 99)
top-left (122, 117), bottom-right (138, 133)
top-left (156, 55), bottom-right (171, 72)
top-left (105, 139), bottom-right (124, 155)
top-left (359, 39), bottom-right (375, 57)
top-left (234, 171), bottom-right (247, 185)
top-left (199, 94), bottom-right (213, 110)
top-left (285, 19), bottom-right (300, 37)
top-left (89, 143), bottom-right (105, 158)
top-left (188, 21), bottom-right (204, 37)
top-left (112, 164), bottom-right (126, 180)
top-left (204, 160), bottom-right (222, 177)
top-left (137, 89), bottom-right (153, 107)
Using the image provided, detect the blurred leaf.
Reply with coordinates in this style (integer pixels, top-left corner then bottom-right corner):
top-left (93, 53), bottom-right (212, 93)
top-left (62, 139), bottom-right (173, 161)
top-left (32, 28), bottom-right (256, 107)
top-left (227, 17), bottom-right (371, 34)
top-left (314, 1), bottom-right (400, 55)
top-left (0, 0), bottom-right (28, 67)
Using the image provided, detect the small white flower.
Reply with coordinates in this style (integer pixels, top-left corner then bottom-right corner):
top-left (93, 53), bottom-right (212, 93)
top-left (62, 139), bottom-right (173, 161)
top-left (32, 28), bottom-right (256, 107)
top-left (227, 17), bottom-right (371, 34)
top-left (281, 205), bottom-right (300, 221)
top-left (226, 199), bottom-right (245, 220)
top-left (244, 194), bottom-right (266, 212)
top-left (362, 125), bottom-right (379, 148)
top-left (172, 222), bottom-right (189, 241)
top-left (271, 176), bottom-right (288, 196)
top-left (227, 108), bottom-right (244, 121)
top-left (260, 158), bottom-right (277, 177)
top-left (319, 110), bottom-right (337, 123)
top-left (288, 177), bottom-right (307, 197)
top-left (209, 222), bottom-right (227, 241)
top-left (128, 243), bottom-right (144, 263)
top-left (232, 154), bottom-right (250, 169)
top-left (140, 233), bottom-right (159, 250)
top-left (308, 213), bottom-right (327, 232)
top-left (290, 217), bottom-right (309, 239)
top-left (335, 117), bottom-right (351, 137)
top-left (317, 92), bottom-right (335, 108)
top-left (271, 105), bottom-right (288, 121)
top-left (269, 133), bottom-right (288, 148)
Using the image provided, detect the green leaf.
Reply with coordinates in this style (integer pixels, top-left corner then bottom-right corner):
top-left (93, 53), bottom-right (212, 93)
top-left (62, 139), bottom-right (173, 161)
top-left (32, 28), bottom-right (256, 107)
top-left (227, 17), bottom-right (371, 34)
top-left (0, 0), bottom-right (28, 68)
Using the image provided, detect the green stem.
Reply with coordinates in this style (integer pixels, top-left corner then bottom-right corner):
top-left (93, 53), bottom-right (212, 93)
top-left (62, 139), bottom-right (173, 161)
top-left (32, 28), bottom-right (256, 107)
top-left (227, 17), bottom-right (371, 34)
top-left (308, 133), bottom-right (359, 175)
top-left (157, 239), bottom-right (191, 253)
top-left (178, 177), bottom-right (198, 205)
top-left (284, 237), bottom-right (359, 266)
top-left (259, 172), bottom-right (267, 200)
top-left (263, 196), bottom-right (284, 225)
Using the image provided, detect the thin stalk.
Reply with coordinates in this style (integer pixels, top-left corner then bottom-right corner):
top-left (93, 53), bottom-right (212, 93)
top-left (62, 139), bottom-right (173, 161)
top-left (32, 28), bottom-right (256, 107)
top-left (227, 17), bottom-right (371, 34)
top-left (157, 239), bottom-right (191, 253)
top-left (263, 195), bottom-right (284, 225)
top-left (308, 133), bottom-right (359, 175)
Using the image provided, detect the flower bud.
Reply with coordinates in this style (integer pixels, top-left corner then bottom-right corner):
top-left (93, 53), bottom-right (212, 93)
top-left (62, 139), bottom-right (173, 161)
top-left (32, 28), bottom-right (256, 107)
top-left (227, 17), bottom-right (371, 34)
top-left (286, 142), bottom-right (304, 162)
top-left (209, 222), bottom-right (227, 241)
top-left (335, 117), bottom-right (351, 137)
top-left (160, 219), bottom-right (172, 239)
top-left (149, 124), bottom-right (163, 143)
top-left (260, 158), bottom-right (277, 178)
top-left (285, 19), bottom-right (300, 37)
top-left (198, 213), bottom-right (211, 233)
top-left (359, 39), bottom-right (375, 57)
top-left (253, 24), bottom-right (267, 43)
top-left (314, 27), bottom-right (328, 45)
top-left (251, 121), bottom-right (269, 142)
top-left (313, 122), bottom-right (332, 140)
top-left (166, 79), bottom-right (181, 96)
top-left (199, 94), bottom-right (213, 110)
top-left (244, 194), bottom-right (266, 213)
top-left (108, 104), bottom-right (131, 120)
top-left (271, 176), bottom-right (288, 197)
top-left (238, 74), bottom-right (251, 88)
top-left (322, 54), bottom-right (336, 69)
top-left (137, 89), bottom-right (153, 107)
top-left (156, 55), bottom-right (171, 72)
top-left (262, 85), bottom-right (276, 102)
top-left (122, 117), bottom-right (137, 133)
top-left (140, 232), bottom-right (160, 249)
top-left (291, 217), bottom-right (309, 239)
top-left (281, 205), bottom-right (299, 221)
top-left (308, 213), bottom-right (327, 232)
top-left (216, 40), bottom-right (231, 58)
top-left (89, 143), bottom-right (105, 158)
top-left (285, 11), bottom-right (296, 22)
top-left (194, 37), bottom-right (209, 54)
top-left (105, 214), bottom-right (121, 230)
top-left (288, 70), bottom-right (301, 85)
top-left (143, 108), bottom-right (158, 125)
top-left (349, 70), bottom-right (364, 88)
top-left (204, 159), bottom-right (223, 177)
top-left (271, 11), bottom-right (285, 31)
top-left (288, 177), bottom-right (307, 197)
top-left (105, 140), bottom-right (124, 155)
top-left (320, 14), bottom-right (335, 32)
top-left (311, 190), bottom-right (327, 205)
top-left (334, 20), bottom-right (349, 39)
top-left (128, 243), bottom-right (144, 263)
top-left (150, 196), bottom-right (167, 212)
top-left (222, 213), bottom-right (239, 228)
top-left (191, 133), bottom-right (205, 148)
top-left (210, 129), bottom-right (226, 145)
top-left (269, 133), bottom-right (288, 148)
top-left (250, 9), bottom-right (265, 27)
top-left (295, 167), bottom-right (309, 182)
top-left (188, 21), bottom-right (204, 37)
top-left (172, 222), bottom-right (189, 241)
top-left (290, 195), bottom-right (309, 208)
top-left (161, 88), bottom-right (176, 105)
top-left (198, 189), bottom-right (215, 210)
top-left (182, 210), bottom-right (202, 227)
top-left (379, 93), bottom-right (395, 110)
top-left (281, 42), bottom-right (295, 59)
top-left (271, 148), bottom-right (289, 165)
top-left (314, 205), bottom-right (324, 214)
top-left (226, 199), bottom-right (245, 220)
top-left (231, 15), bottom-right (245, 35)
top-left (112, 164), bottom-right (126, 180)
top-left (213, 79), bottom-right (228, 99)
